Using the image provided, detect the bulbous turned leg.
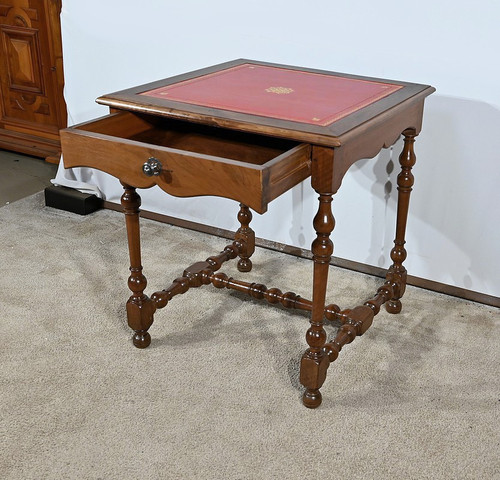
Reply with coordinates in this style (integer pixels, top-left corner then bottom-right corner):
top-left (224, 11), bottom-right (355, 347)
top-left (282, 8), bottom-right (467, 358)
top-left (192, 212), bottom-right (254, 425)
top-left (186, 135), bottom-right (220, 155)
top-left (121, 183), bottom-right (156, 347)
top-left (301, 352), bottom-right (330, 408)
top-left (386, 128), bottom-right (417, 314)
top-left (300, 193), bottom-right (334, 408)
top-left (235, 204), bottom-right (255, 272)
top-left (386, 298), bottom-right (402, 314)
top-left (303, 389), bottom-right (323, 409)
top-left (127, 282), bottom-right (155, 349)
top-left (133, 332), bottom-right (151, 348)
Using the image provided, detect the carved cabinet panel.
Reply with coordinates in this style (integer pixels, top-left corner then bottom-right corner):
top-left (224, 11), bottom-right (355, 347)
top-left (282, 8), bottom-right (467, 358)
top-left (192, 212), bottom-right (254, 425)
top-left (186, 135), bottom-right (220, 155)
top-left (0, 0), bottom-right (66, 162)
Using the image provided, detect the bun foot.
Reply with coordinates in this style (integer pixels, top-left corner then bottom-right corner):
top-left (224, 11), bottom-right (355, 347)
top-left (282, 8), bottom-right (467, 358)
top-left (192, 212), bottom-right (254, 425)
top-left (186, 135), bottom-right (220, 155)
top-left (386, 299), bottom-right (402, 314)
top-left (237, 258), bottom-right (253, 272)
top-left (132, 331), bottom-right (151, 349)
top-left (302, 389), bottom-right (322, 409)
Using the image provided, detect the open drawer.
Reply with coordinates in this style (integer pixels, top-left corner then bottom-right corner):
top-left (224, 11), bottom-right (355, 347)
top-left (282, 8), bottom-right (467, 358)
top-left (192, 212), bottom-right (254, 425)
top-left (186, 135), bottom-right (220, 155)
top-left (60, 111), bottom-right (312, 213)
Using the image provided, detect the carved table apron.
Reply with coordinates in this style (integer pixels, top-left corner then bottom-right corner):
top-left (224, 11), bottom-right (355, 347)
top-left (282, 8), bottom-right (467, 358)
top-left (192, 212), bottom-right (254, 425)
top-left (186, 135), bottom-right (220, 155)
top-left (60, 59), bottom-right (435, 408)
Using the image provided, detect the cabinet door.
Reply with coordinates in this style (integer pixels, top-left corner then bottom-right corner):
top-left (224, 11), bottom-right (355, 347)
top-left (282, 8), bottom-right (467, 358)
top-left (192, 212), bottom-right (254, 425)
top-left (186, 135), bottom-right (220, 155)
top-left (0, 0), bottom-right (66, 161)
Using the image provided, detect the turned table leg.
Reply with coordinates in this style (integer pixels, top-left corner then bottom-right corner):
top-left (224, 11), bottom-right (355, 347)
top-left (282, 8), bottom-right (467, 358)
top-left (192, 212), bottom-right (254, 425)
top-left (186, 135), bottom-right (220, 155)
top-left (300, 193), bottom-right (334, 408)
top-left (120, 183), bottom-right (156, 348)
top-left (235, 203), bottom-right (255, 272)
top-left (386, 128), bottom-right (417, 313)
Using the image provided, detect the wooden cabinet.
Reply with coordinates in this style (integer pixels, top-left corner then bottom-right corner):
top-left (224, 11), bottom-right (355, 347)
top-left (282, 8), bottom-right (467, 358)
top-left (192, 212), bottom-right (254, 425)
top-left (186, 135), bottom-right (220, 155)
top-left (0, 0), bottom-right (66, 163)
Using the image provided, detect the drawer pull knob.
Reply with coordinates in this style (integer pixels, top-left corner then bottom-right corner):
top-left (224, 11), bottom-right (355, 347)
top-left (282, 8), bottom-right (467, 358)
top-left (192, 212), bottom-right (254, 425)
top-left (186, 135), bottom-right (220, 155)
top-left (142, 157), bottom-right (162, 176)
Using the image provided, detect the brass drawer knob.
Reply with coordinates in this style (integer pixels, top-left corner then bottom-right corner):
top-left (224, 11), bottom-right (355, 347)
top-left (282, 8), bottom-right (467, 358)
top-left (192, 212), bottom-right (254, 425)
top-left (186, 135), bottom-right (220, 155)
top-left (142, 157), bottom-right (162, 176)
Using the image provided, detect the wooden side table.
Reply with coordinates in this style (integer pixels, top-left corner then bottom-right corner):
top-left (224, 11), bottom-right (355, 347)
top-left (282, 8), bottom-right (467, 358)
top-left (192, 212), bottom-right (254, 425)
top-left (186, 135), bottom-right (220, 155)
top-left (60, 59), bottom-right (435, 408)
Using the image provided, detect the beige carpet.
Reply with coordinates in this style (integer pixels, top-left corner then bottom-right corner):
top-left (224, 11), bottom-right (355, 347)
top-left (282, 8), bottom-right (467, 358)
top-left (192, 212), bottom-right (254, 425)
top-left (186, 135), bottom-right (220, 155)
top-left (1, 193), bottom-right (499, 480)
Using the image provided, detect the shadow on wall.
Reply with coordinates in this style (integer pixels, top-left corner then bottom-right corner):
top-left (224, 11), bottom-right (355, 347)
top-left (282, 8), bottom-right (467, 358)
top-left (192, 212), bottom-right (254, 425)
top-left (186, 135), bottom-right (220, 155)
top-left (348, 94), bottom-right (500, 296)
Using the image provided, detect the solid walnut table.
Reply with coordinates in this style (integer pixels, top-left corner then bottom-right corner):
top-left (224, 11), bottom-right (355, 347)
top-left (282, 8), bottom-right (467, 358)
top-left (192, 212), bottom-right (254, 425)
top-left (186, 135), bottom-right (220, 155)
top-left (61, 60), bottom-right (434, 408)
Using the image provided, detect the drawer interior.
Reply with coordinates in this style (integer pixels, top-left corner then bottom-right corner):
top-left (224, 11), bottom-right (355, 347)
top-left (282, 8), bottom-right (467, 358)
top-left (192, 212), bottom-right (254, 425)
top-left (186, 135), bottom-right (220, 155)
top-left (81, 111), bottom-right (299, 165)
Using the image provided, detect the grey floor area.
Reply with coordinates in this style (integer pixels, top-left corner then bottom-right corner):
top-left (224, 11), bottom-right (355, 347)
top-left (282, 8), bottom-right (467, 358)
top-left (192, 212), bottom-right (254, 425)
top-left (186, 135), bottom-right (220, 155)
top-left (1, 193), bottom-right (498, 480)
top-left (0, 149), bottom-right (58, 206)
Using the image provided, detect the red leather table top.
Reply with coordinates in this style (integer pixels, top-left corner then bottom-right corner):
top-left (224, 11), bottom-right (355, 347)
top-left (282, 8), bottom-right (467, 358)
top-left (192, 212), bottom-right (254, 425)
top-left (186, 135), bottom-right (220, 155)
top-left (141, 63), bottom-right (402, 126)
top-left (97, 60), bottom-right (434, 146)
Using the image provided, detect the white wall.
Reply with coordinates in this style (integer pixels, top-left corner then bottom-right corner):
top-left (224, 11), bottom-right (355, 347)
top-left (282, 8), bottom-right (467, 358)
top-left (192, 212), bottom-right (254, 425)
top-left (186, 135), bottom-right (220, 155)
top-left (56, 0), bottom-right (500, 298)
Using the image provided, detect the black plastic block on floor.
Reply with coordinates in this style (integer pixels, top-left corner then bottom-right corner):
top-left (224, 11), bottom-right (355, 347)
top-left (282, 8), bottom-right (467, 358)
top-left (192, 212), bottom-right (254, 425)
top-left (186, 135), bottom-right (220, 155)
top-left (44, 185), bottom-right (103, 215)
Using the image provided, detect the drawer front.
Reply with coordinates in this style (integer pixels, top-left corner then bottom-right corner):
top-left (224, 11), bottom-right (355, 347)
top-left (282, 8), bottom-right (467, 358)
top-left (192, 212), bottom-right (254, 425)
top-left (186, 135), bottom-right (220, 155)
top-left (60, 113), bottom-right (311, 213)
